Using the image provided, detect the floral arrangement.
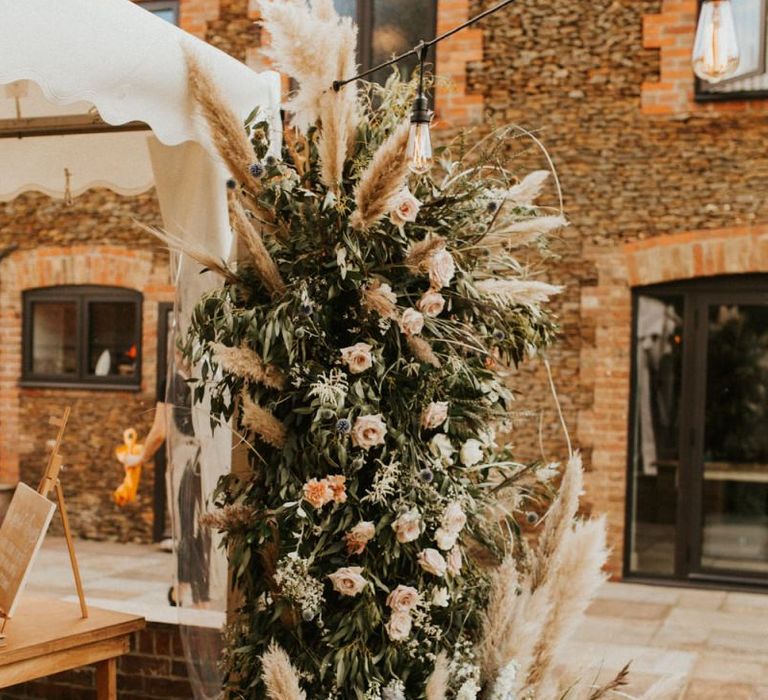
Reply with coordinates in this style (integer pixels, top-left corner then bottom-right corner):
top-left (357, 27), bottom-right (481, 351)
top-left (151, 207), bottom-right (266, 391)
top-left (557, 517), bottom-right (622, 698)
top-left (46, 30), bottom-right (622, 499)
top-left (157, 1), bottom-right (682, 698)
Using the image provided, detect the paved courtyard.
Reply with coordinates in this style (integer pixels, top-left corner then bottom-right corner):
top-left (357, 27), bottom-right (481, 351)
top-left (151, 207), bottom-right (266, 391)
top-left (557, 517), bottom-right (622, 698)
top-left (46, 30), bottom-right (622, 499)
top-left (25, 538), bottom-right (768, 698)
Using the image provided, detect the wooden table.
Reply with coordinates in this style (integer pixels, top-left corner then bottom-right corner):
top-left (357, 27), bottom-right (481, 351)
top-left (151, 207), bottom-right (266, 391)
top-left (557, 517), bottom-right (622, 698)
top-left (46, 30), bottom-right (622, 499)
top-left (0, 597), bottom-right (145, 699)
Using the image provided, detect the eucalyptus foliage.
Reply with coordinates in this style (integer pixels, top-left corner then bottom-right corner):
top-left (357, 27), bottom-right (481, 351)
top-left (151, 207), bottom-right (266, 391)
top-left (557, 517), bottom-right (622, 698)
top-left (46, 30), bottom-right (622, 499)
top-left (182, 75), bottom-right (562, 700)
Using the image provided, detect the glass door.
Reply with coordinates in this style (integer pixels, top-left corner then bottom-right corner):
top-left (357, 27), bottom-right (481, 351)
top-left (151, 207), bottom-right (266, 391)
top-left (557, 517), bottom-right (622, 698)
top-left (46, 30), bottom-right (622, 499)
top-left (689, 295), bottom-right (768, 580)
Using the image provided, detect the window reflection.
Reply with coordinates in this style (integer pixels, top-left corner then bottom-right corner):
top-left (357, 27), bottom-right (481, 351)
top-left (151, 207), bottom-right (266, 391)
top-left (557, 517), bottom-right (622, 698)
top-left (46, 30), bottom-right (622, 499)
top-left (629, 294), bottom-right (684, 576)
top-left (31, 302), bottom-right (77, 375)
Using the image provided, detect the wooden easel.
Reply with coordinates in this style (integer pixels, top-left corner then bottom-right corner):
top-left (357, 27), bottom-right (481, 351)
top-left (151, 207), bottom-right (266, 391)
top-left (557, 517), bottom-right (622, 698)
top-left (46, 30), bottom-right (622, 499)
top-left (36, 408), bottom-right (88, 621)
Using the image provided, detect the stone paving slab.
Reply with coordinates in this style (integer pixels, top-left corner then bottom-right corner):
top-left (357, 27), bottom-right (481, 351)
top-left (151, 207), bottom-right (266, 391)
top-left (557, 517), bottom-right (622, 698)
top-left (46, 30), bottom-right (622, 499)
top-left (21, 538), bottom-right (768, 696)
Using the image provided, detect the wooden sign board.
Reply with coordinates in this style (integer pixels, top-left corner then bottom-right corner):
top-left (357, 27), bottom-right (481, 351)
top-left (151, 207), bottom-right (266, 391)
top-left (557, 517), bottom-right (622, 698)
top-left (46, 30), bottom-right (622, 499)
top-left (0, 483), bottom-right (56, 620)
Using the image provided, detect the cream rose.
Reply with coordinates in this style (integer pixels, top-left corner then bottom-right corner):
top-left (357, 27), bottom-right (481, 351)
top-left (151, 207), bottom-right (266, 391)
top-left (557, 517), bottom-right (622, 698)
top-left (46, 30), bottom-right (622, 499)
top-left (431, 587), bottom-right (450, 607)
top-left (418, 548), bottom-right (447, 577)
top-left (447, 546), bottom-right (463, 576)
top-left (398, 308), bottom-right (424, 336)
top-left (328, 566), bottom-right (368, 597)
top-left (460, 438), bottom-right (484, 467)
top-left (344, 521), bottom-right (376, 555)
top-left (340, 342), bottom-right (373, 374)
top-left (421, 401), bottom-right (449, 430)
top-left (386, 585), bottom-right (420, 612)
top-left (351, 414), bottom-right (387, 450)
top-left (441, 501), bottom-right (467, 534)
top-left (392, 508), bottom-right (421, 544)
top-left (435, 527), bottom-right (458, 551)
top-left (427, 248), bottom-right (456, 289)
top-left (385, 611), bottom-right (413, 641)
top-left (416, 290), bottom-right (446, 318)
top-left (388, 188), bottom-right (421, 228)
top-left (429, 433), bottom-right (454, 465)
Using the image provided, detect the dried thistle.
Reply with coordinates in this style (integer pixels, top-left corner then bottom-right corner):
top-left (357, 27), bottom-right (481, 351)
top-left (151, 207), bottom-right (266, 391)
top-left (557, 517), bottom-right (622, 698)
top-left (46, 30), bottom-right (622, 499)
top-left (407, 335), bottom-right (441, 368)
top-left (350, 120), bottom-right (411, 231)
top-left (184, 48), bottom-right (261, 191)
top-left (361, 280), bottom-right (398, 318)
top-left (261, 642), bottom-right (306, 700)
top-left (212, 342), bottom-right (287, 390)
top-left (229, 193), bottom-right (286, 296)
top-left (404, 235), bottom-right (446, 273)
top-left (241, 393), bottom-right (287, 448)
top-left (425, 652), bottom-right (449, 700)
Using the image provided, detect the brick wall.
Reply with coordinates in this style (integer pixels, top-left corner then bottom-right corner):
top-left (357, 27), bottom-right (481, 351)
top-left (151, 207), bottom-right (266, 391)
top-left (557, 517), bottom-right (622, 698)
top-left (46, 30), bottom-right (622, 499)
top-left (0, 622), bottom-right (217, 700)
top-left (462, 0), bottom-right (768, 575)
top-left (0, 244), bottom-right (174, 541)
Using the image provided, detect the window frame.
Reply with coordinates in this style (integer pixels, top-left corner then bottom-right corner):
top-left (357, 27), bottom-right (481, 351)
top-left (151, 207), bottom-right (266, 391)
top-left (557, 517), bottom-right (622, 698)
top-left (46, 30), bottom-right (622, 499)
top-left (344, 0), bottom-right (438, 81)
top-left (694, 0), bottom-right (768, 102)
top-left (22, 285), bottom-right (143, 391)
top-left (623, 273), bottom-right (768, 590)
top-left (138, 0), bottom-right (180, 25)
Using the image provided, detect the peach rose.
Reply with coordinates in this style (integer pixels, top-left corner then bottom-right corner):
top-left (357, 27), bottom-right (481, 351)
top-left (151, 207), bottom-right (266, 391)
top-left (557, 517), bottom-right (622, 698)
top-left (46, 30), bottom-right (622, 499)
top-left (416, 290), bottom-right (446, 318)
top-left (441, 501), bottom-right (467, 535)
top-left (386, 585), bottom-right (420, 612)
top-left (398, 308), bottom-right (424, 336)
top-left (427, 248), bottom-right (455, 289)
top-left (392, 508), bottom-right (421, 544)
top-left (344, 521), bottom-right (376, 555)
top-left (447, 546), bottom-right (463, 576)
top-left (328, 566), bottom-right (368, 597)
top-left (388, 188), bottom-right (421, 228)
top-left (385, 611), bottom-right (413, 641)
top-left (421, 401), bottom-right (449, 430)
top-left (327, 474), bottom-right (347, 504)
top-left (303, 478), bottom-right (333, 509)
top-left (340, 342), bottom-right (373, 374)
top-left (351, 414), bottom-right (387, 450)
top-left (418, 548), bottom-right (447, 577)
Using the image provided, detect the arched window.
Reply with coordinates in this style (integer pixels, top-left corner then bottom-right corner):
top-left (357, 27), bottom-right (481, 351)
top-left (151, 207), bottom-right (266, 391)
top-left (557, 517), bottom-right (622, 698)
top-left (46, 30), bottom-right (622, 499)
top-left (333, 0), bottom-right (437, 84)
top-left (22, 286), bottom-right (142, 389)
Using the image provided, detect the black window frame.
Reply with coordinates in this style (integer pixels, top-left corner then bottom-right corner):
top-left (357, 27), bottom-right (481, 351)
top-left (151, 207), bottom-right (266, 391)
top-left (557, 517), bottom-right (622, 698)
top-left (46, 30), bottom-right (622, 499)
top-left (342, 0), bottom-right (438, 83)
top-left (624, 273), bottom-right (768, 590)
top-left (22, 285), bottom-right (143, 391)
top-left (138, 0), bottom-right (180, 25)
top-left (694, 0), bottom-right (768, 103)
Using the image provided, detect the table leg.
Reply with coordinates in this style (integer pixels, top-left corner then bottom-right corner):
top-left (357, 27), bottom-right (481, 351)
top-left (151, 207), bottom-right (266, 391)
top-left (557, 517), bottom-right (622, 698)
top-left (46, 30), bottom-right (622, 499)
top-left (96, 658), bottom-right (117, 700)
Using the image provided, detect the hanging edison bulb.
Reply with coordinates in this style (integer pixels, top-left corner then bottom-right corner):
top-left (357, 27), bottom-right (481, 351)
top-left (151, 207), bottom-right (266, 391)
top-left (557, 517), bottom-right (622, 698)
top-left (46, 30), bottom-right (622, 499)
top-left (407, 94), bottom-right (433, 175)
top-left (692, 0), bottom-right (740, 84)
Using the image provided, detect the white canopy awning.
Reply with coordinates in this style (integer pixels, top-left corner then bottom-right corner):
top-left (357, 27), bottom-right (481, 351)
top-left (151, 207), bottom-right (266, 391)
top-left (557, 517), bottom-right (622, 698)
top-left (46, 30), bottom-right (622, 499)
top-left (0, 0), bottom-right (280, 202)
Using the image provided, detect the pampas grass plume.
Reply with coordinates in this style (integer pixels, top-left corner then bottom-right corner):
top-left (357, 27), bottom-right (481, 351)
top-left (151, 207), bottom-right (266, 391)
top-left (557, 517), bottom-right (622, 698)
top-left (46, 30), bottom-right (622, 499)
top-left (212, 343), bottom-right (287, 390)
top-left (261, 642), bottom-right (306, 700)
top-left (405, 235), bottom-right (446, 273)
top-left (407, 335), bottom-right (441, 368)
top-left (425, 652), bottom-right (449, 700)
top-left (184, 48), bottom-right (261, 191)
top-left (241, 393), bottom-right (287, 448)
top-left (506, 170), bottom-right (550, 205)
top-left (229, 193), bottom-right (286, 296)
top-left (350, 120), bottom-right (411, 230)
top-left (475, 279), bottom-right (563, 308)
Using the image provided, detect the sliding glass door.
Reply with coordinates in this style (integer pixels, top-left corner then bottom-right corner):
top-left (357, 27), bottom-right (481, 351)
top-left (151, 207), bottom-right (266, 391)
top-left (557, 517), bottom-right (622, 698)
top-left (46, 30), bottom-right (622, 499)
top-left (627, 276), bottom-right (768, 585)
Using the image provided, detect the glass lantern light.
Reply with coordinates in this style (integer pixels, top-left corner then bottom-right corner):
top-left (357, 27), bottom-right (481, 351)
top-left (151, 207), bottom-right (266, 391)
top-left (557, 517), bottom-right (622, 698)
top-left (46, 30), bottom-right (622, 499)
top-left (692, 0), bottom-right (741, 84)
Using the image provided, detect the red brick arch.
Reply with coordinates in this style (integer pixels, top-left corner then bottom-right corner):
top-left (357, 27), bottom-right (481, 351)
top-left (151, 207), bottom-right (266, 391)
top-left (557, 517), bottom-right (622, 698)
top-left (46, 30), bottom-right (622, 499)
top-left (578, 226), bottom-right (768, 576)
top-left (0, 246), bottom-right (174, 483)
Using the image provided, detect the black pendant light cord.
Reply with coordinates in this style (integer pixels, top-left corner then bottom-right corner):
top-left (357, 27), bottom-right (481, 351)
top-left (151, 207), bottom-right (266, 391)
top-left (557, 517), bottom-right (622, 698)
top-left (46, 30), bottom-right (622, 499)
top-left (332, 0), bottom-right (517, 92)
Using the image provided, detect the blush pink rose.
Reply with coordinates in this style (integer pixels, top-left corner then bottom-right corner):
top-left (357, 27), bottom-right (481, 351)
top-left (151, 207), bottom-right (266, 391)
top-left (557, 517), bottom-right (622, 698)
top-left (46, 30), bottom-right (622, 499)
top-left (418, 548), bottom-right (447, 577)
top-left (351, 414), bottom-right (387, 450)
top-left (340, 342), bottom-right (373, 374)
top-left (386, 585), bottom-right (420, 612)
top-left (421, 401), bottom-right (449, 430)
top-left (328, 566), bottom-right (368, 597)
